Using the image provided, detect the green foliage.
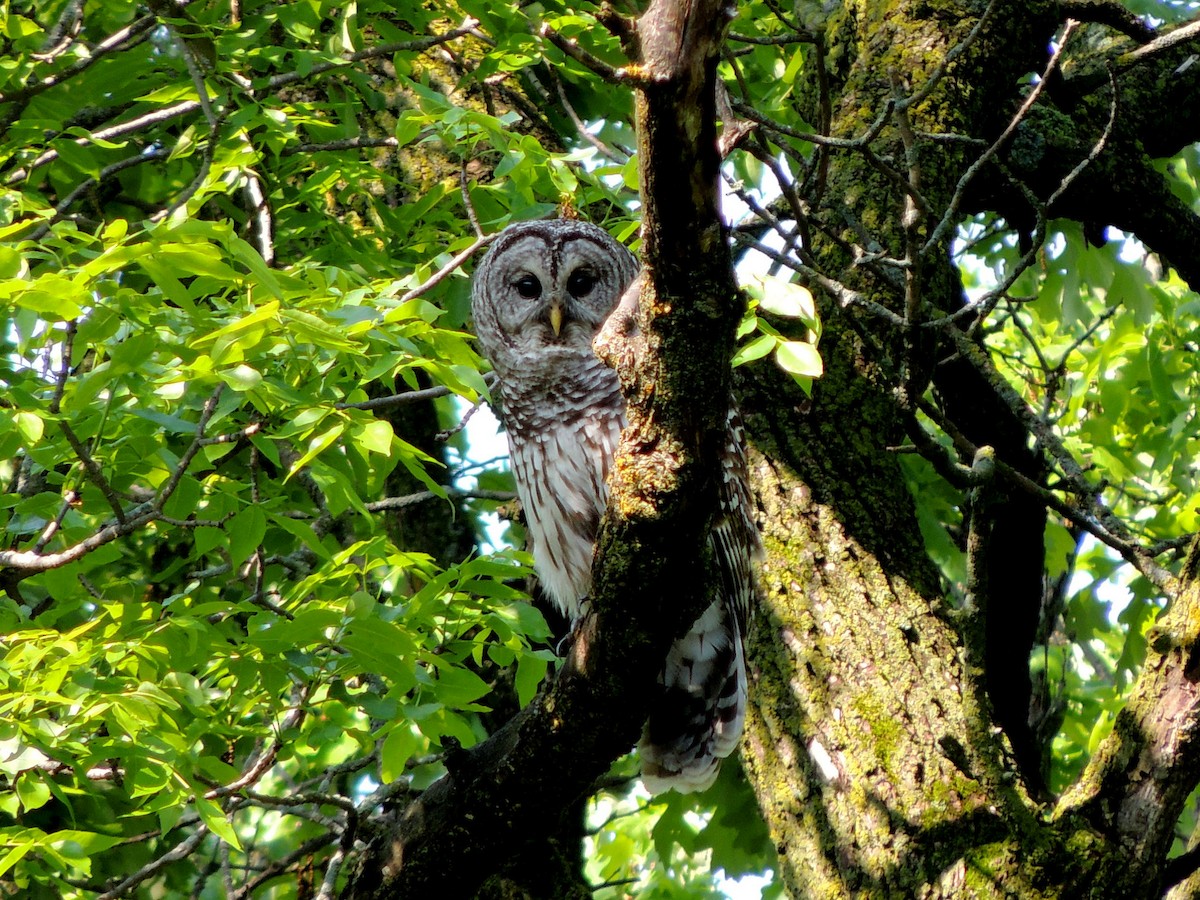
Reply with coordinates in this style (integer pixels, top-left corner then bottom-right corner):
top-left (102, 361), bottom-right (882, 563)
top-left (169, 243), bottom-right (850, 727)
top-left (0, 0), bottom-right (617, 895)
top-left (587, 763), bottom-right (779, 900)
top-left (734, 274), bottom-right (823, 394)
top-left (942, 216), bottom-right (1200, 795)
top-left (0, 0), bottom-right (777, 896)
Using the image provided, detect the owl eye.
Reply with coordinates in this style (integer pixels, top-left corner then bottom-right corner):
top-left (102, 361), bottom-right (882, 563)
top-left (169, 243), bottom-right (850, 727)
top-left (514, 275), bottom-right (542, 299)
top-left (567, 270), bottom-right (596, 299)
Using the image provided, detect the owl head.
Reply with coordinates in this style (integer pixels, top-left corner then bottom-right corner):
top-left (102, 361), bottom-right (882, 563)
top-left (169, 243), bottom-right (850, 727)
top-left (471, 219), bottom-right (638, 377)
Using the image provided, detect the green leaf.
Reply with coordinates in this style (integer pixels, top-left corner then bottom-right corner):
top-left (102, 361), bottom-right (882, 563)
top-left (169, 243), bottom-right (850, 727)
top-left (15, 773), bottom-right (51, 812)
top-left (351, 419), bottom-right (394, 456)
top-left (48, 830), bottom-right (125, 857)
top-left (14, 411), bottom-right (43, 444)
top-left (430, 664), bottom-right (491, 709)
top-left (748, 273), bottom-right (817, 323)
top-left (194, 796), bottom-right (242, 850)
top-left (0, 836), bottom-right (35, 879)
top-left (732, 333), bottom-right (777, 368)
top-left (380, 724), bottom-right (422, 783)
top-left (514, 652), bottom-right (549, 707)
top-left (226, 506), bottom-right (267, 568)
top-left (219, 363), bottom-right (263, 392)
top-left (774, 340), bottom-right (823, 377)
top-left (286, 423), bottom-right (346, 479)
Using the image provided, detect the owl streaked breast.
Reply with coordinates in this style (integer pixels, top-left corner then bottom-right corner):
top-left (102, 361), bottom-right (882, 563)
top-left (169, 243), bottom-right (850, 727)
top-left (471, 218), bottom-right (758, 794)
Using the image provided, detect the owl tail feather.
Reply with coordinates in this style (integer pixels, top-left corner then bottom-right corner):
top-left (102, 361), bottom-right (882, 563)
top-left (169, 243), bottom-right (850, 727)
top-left (639, 600), bottom-right (747, 794)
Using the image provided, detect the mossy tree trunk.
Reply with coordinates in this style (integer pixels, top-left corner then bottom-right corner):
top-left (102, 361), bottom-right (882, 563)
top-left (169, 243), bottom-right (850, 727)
top-left (735, 1), bottom-right (1200, 897)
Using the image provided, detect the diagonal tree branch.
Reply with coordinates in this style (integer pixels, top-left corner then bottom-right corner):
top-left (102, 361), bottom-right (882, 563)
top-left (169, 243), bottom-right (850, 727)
top-left (1056, 535), bottom-right (1200, 882)
top-left (340, 1), bottom-right (742, 896)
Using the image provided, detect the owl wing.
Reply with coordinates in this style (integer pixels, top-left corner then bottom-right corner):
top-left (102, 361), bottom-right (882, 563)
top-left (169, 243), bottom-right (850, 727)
top-left (639, 408), bottom-right (760, 793)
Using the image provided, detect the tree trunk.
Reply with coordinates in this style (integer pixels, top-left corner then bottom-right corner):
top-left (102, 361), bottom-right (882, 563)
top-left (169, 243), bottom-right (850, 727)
top-left (733, 1), bottom-right (1200, 896)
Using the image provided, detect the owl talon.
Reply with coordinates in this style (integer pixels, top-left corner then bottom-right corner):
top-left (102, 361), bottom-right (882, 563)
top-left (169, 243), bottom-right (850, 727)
top-left (554, 601), bottom-right (590, 656)
top-left (554, 631), bottom-right (574, 657)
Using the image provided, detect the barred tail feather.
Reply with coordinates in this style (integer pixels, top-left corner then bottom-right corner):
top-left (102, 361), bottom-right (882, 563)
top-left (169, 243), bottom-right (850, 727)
top-left (639, 600), bottom-right (747, 794)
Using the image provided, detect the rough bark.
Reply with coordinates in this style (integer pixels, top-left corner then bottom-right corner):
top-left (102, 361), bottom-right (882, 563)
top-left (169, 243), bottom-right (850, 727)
top-left (735, 0), bottom-right (1200, 896)
top-left (738, 321), bottom-right (1037, 896)
top-left (1056, 536), bottom-right (1200, 884)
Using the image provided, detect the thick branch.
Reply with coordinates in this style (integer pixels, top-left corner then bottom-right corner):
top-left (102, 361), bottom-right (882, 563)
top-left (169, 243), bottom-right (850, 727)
top-left (976, 13), bottom-right (1200, 290)
top-left (1056, 535), bottom-right (1200, 886)
top-left (341, 2), bottom-right (742, 895)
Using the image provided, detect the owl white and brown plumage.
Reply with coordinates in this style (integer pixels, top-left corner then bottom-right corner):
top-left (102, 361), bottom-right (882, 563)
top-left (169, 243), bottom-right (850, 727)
top-left (471, 218), bottom-right (758, 793)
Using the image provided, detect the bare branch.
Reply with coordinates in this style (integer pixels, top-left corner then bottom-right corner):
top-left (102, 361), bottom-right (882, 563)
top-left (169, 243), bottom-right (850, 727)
top-left (727, 30), bottom-right (813, 45)
top-left (921, 19), bottom-right (1078, 257)
top-left (0, 14), bottom-right (156, 107)
top-left (337, 371), bottom-right (497, 413)
top-left (281, 136), bottom-right (399, 156)
top-left (97, 825), bottom-right (209, 900)
top-left (366, 488), bottom-right (516, 512)
top-left (1116, 16), bottom-right (1200, 70)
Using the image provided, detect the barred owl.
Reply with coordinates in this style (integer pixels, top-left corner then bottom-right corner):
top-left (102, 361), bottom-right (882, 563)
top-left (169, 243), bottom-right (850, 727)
top-left (471, 218), bottom-right (757, 793)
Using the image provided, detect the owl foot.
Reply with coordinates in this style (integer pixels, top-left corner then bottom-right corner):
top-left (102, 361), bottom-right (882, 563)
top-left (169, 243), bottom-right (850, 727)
top-left (555, 598), bottom-right (592, 656)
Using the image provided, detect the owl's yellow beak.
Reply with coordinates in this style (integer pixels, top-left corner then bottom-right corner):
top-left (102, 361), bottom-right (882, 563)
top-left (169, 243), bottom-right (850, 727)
top-left (548, 301), bottom-right (564, 336)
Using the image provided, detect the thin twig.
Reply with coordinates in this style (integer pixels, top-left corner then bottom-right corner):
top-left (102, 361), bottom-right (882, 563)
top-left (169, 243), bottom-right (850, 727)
top-left (48, 319), bottom-right (76, 416)
top-left (367, 488), bottom-right (516, 512)
top-left (931, 329), bottom-right (1179, 593)
top-left (731, 233), bottom-right (907, 325)
top-left (4, 23), bottom-right (480, 184)
top-left (32, 491), bottom-right (79, 554)
top-left (921, 19), bottom-right (1078, 257)
top-left (206, 683), bottom-right (312, 799)
top-left (1116, 17), bottom-right (1200, 70)
top-left (261, 21), bottom-right (481, 94)
top-left (728, 30), bottom-right (813, 45)
top-left (1045, 64), bottom-right (1119, 209)
top-left (59, 422), bottom-right (126, 524)
top-left (436, 392), bottom-right (489, 441)
top-left (97, 825), bottom-right (209, 900)
top-left (0, 15), bottom-right (156, 106)
top-left (151, 119), bottom-right (223, 223)
top-left (157, 387), bottom-right (224, 507)
top-left (230, 832), bottom-right (340, 899)
top-left (23, 148), bottom-right (171, 241)
top-left (459, 160), bottom-right (484, 238)
top-left (281, 136), bottom-right (400, 156)
top-left (551, 71), bottom-right (631, 163)
top-left (539, 24), bottom-right (640, 84)
top-left (339, 382), bottom-right (455, 413)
